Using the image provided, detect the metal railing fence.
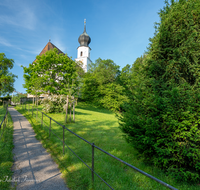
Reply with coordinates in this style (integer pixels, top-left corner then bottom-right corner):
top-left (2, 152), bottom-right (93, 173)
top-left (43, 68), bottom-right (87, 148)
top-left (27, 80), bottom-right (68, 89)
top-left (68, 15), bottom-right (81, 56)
top-left (20, 102), bottom-right (178, 190)
top-left (0, 102), bottom-right (9, 141)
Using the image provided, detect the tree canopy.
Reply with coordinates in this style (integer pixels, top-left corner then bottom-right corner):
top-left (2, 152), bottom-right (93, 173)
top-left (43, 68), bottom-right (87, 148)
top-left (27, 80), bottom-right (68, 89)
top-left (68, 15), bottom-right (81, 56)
top-left (88, 58), bottom-right (121, 84)
top-left (81, 58), bottom-right (128, 111)
top-left (23, 48), bottom-right (82, 96)
top-left (119, 0), bottom-right (200, 182)
top-left (0, 53), bottom-right (17, 96)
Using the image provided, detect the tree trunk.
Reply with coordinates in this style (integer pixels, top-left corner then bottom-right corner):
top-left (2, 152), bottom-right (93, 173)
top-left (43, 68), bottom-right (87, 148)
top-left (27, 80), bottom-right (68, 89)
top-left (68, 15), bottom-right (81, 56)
top-left (73, 101), bottom-right (75, 122)
top-left (69, 102), bottom-right (72, 122)
top-left (65, 95), bottom-right (69, 123)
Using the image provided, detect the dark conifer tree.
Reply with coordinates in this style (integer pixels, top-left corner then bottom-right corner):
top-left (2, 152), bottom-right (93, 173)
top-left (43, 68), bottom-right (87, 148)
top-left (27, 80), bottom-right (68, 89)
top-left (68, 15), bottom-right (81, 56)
top-left (119, 0), bottom-right (200, 182)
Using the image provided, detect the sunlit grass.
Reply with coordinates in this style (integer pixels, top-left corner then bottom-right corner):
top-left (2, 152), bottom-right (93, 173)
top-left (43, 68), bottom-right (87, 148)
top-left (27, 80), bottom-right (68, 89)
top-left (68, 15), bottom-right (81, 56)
top-left (0, 106), bottom-right (14, 190)
top-left (16, 103), bottom-right (200, 190)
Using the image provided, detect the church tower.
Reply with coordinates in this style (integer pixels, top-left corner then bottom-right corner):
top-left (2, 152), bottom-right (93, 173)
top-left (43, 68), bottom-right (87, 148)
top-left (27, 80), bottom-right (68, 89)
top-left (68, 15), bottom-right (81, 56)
top-left (75, 19), bottom-right (91, 72)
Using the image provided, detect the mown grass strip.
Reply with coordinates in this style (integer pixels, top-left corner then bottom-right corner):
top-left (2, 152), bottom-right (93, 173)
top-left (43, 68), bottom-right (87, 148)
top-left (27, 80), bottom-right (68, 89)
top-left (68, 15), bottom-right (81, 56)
top-left (0, 106), bottom-right (14, 190)
top-left (16, 103), bottom-right (200, 190)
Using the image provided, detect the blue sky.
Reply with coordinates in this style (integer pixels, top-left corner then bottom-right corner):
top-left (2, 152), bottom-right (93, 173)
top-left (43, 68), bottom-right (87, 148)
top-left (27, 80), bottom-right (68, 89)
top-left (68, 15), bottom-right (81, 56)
top-left (0, 0), bottom-right (166, 94)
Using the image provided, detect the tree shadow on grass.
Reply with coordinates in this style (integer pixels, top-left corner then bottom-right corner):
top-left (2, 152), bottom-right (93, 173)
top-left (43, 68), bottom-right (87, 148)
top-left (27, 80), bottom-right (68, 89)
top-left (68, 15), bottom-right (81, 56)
top-left (74, 111), bottom-right (91, 115)
top-left (76, 104), bottom-right (113, 115)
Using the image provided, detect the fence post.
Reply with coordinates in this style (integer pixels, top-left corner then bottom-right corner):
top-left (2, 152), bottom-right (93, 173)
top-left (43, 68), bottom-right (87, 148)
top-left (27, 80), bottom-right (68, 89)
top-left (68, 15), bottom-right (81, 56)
top-left (49, 118), bottom-right (51, 138)
top-left (3, 114), bottom-right (6, 132)
top-left (6, 112), bottom-right (8, 127)
top-left (63, 126), bottom-right (65, 154)
top-left (3, 116), bottom-right (5, 129)
top-left (65, 95), bottom-right (69, 123)
top-left (2, 117), bottom-right (4, 138)
top-left (92, 143), bottom-right (95, 186)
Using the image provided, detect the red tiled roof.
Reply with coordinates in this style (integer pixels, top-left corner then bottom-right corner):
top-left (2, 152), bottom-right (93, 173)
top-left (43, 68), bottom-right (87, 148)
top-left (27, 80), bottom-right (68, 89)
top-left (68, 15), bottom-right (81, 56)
top-left (39, 41), bottom-right (64, 55)
top-left (33, 41), bottom-right (65, 63)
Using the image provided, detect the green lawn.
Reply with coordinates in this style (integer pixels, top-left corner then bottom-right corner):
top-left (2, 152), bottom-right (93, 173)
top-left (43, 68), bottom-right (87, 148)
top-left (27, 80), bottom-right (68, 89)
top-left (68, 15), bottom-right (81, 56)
top-left (0, 106), bottom-right (14, 190)
top-left (16, 103), bottom-right (200, 190)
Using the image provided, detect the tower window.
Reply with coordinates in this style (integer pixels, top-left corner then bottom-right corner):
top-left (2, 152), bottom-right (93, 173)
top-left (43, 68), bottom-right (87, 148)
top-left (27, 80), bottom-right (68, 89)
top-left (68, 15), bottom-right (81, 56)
top-left (80, 51), bottom-right (83, 56)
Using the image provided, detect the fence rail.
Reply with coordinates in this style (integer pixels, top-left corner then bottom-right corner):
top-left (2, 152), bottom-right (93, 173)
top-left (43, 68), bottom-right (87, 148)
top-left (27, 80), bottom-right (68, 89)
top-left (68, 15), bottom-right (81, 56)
top-left (20, 103), bottom-right (178, 190)
top-left (0, 102), bottom-right (8, 141)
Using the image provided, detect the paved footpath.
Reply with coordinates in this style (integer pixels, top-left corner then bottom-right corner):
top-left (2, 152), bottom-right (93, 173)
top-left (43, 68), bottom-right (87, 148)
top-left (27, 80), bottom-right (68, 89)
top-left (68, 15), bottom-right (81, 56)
top-left (9, 107), bottom-right (69, 190)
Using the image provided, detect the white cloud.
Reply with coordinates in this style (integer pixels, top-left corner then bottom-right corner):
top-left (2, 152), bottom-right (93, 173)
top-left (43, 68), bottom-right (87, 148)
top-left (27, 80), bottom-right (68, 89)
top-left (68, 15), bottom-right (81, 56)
top-left (0, 0), bottom-right (37, 30)
top-left (22, 49), bottom-right (40, 55)
top-left (0, 37), bottom-right (13, 47)
top-left (0, 37), bottom-right (25, 51)
top-left (0, 36), bottom-right (39, 56)
top-left (53, 39), bottom-right (67, 53)
top-left (15, 62), bottom-right (22, 67)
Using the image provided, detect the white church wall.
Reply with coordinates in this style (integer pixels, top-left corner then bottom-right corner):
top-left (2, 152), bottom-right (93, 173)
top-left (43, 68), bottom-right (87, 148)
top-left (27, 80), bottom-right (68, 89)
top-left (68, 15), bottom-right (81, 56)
top-left (77, 46), bottom-right (90, 59)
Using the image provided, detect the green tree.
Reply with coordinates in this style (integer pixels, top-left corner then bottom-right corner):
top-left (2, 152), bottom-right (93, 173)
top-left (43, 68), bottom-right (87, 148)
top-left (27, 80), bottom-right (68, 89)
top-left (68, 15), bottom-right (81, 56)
top-left (119, 0), bottom-right (200, 182)
top-left (98, 82), bottom-right (129, 112)
top-left (80, 73), bottom-right (99, 102)
top-left (0, 53), bottom-right (17, 96)
top-left (23, 48), bottom-right (81, 96)
top-left (81, 58), bottom-right (128, 111)
top-left (119, 55), bottom-right (147, 99)
top-left (31, 77), bottom-right (43, 106)
top-left (12, 93), bottom-right (26, 104)
top-left (89, 58), bottom-right (120, 85)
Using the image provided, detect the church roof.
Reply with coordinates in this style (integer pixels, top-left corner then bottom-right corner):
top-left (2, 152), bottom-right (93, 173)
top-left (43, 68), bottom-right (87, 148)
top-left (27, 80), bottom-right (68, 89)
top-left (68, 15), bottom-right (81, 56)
top-left (78, 19), bottom-right (91, 47)
top-left (39, 41), bottom-right (64, 55)
top-left (33, 41), bottom-right (64, 63)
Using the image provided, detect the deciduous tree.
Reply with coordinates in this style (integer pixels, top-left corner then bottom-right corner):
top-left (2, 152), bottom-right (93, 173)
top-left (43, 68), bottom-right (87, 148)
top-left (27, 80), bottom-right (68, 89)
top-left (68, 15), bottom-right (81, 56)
top-left (23, 48), bottom-right (81, 96)
top-left (0, 53), bottom-right (17, 96)
top-left (81, 58), bottom-right (128, 111)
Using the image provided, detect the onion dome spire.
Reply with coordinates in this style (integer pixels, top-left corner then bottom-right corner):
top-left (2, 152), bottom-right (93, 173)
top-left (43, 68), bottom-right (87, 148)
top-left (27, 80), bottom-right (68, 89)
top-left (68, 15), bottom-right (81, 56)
top-left (78, 19), bottom-right (91, 47)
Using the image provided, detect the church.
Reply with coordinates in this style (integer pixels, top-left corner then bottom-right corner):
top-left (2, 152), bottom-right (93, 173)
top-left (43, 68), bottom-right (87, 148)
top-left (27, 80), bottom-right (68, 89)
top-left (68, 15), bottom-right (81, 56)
top-left (37, 19), bottom-right (91, 72)
top-left (27, 20), bottom-right (91, 98)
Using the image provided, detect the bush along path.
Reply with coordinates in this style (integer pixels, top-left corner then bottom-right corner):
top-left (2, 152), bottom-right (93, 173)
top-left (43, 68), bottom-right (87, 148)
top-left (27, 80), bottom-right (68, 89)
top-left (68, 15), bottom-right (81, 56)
top-left (9, 107), bottom-right (69, 190)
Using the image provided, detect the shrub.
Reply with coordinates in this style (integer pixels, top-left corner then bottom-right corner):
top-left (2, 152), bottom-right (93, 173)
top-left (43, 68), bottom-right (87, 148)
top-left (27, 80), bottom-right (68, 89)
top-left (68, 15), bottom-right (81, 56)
top-left (99, 83), bottom-right (129, 112)
top-left (42, 95), bottom-right (67, 113)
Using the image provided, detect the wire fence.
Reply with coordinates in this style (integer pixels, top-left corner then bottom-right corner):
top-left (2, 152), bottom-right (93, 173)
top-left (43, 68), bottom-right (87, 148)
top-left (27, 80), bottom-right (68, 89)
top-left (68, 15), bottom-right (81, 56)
top-left (0, 102), bottom-right (9, 141)
top-left (20, 102), bottom-right (178, 190)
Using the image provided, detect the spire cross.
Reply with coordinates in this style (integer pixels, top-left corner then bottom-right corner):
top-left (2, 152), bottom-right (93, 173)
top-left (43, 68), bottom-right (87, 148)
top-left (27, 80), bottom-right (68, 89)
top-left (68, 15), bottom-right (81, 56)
top-left (84, 19), bottom-right (86, 32)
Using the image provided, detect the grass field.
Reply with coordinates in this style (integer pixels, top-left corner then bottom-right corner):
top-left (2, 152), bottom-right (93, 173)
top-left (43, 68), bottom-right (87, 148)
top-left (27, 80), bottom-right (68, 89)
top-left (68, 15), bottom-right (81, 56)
top-left (0, 106), bottom-right (14, 190)
top-left (16, 103), bottom-right (200, 190)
